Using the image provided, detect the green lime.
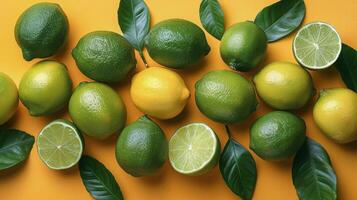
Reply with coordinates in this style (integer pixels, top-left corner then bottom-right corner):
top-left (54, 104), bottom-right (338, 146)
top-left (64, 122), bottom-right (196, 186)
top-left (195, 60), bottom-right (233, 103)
top-left (19, 60), bottom-right (72, 116)
top-left (69, 82), bottom-right (126, 140)
top-left (0, 73), bottom-right (19, 125)
top-left (195, 70), bottom-right (258, 124)
top-left (115, 115), bottom-right (167, 177)
top-left (220, 21), bottom-right (267, 72)
top-left (145, 19), bottom-right (210, 69)
top-left (253, 61), bottom-right (315, 110)
top-left (15, 2), bottom-right (69, 61)
top-left (72, 31), bottom-right (136, 83)
top-left (37, 119), bottom-right (84, 170)
top-left (250, 111), bottom-right (306, 161)
top-left (169, 123), bottom-right (220, 175)
top-left (293, 22), bottom-right (342, 70)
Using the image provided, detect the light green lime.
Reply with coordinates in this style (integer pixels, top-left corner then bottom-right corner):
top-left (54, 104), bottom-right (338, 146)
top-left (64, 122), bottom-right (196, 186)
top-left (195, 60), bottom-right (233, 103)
top-left (0, 73), bottom-right (18, 125)
top-left (169, 123), bottom-right (220, 175)
top-left (37, 119), bottom-right (84, 170)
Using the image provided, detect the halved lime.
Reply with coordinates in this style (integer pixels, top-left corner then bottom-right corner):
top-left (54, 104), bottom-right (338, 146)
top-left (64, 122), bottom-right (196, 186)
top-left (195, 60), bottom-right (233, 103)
top-left (169, 123), bottom-right (220, 175)
top-left (293, 22), bottom-right (342, 70)
top-left (37, 119), bottom-right (84, 170)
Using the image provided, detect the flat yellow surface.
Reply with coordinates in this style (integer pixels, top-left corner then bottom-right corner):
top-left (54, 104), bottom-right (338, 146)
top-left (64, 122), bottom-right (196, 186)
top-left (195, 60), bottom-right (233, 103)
top-left (0, 0), bottom-right (356, 199)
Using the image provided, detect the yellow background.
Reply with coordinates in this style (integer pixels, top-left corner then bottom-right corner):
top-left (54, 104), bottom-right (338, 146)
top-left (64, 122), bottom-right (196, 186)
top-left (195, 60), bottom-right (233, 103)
top-left (0, 0), bottom-right (356, 199)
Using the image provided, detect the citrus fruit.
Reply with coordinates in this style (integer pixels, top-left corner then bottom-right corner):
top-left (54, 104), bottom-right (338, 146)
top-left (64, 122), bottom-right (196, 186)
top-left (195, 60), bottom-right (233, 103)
top-left (253, 61), bottom-right (315, 110)
top-left (313, 88), bottom-right (357, 143)
top-left (195, 70), bottom-right (258, 124)
top-left (0, 73), bottom-right (19, 125)
top-left (116, 115), bottom-right (168, 177)
top-left (72, 31), bottom-right (136, 83)
top-left (15, 2), bottom-right (69, 61)
top-left (250, 111), bottom-right (306, 161)
top-left (69, 82), bottom-right (126, 139)
top-left (145, 19), bottom-right (210, 69)
top-left (169, 123), bottom-right (220, 175)
top-left (19, 60), bottom-right (72, 116)
top-left (293, 22), bottom-right (342, 70)
top-left (220, 21), bottom-right (267, 72)
top-left (130, 67), bottom-right (190, 119)
top-left (37, 119), bottom-right (84, 170)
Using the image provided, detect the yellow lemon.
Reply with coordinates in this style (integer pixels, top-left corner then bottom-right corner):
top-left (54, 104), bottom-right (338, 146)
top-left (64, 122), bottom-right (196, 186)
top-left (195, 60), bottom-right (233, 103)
top-left (130, 67), bottom-right (190, 119)
top-left (313, 88), bottom-right (357, 143)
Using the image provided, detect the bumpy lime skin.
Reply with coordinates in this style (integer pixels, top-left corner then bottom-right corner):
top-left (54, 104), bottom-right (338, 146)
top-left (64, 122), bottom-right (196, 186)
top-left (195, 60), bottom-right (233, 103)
top-left (145, 19), bottom-right (210, 69)
top-left (15, 3), bottom-right (69, 61)
top-left (72, 31), bottom-right (137, 83)
top-left (0, 73), bottom-right (18, 125)
top-left (116, 115), bottom-right (168, 177)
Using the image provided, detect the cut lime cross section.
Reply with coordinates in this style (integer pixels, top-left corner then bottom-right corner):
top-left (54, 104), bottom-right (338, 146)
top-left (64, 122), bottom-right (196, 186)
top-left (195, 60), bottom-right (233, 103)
top-left (169, 123), bottom-right (220, 175)
top-left (37, 119), bottom-right (84, 170)
top-left (293, 22), bottom-right (342, 70)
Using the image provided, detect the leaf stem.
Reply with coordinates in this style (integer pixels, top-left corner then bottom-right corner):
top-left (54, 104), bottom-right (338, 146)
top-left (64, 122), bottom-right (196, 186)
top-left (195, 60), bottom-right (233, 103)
top-left (225, 125), bottom-right (232, 138)
top-left (139, 50), bottom-right (148, 68)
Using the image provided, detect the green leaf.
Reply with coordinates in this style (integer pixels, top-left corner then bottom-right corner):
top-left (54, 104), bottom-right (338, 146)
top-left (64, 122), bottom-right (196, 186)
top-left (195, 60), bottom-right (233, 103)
top-left (199, 0), bottom-right (225, 40)
top-left (292, 138), bottom-right (337, 200)
top-left (118, 0), bottom-right (150, 51)
top-left (219, 138), bottom-right (257, 200)
top-left (79, 155), bottom-right (124, 200)
top-left (335, 43), bottom-right (357, 92)
top-left (254, 0), bottom-right (306, 42)
top-left (0, 128), bottom-right (34, 170)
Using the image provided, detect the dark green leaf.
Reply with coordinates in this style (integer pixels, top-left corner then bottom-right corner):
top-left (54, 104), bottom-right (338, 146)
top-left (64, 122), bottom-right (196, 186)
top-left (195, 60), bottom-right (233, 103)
top-left (118, 0), bottom-right (150, 51)
top-left (0, 128), bottom-right (34, 170)
top-left (79, 155), bottom-right (124, 200)
top-left (199, 0), bottom-right (225, 40)
top-left (254, 0), bottom-right (306, 42)
top-left (335, 43), bottom-right (357, 92)
top-left (292, 138), bottom-right (337, 200)
top-left (219, 138), bottom-right (257, 200)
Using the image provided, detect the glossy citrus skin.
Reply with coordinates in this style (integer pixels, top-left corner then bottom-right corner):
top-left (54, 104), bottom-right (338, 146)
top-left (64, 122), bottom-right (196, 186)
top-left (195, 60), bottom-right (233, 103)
top-left (220, 21), bottom-right (267, 72)
top-left (253, 61), bottom-right (315, 110)
top-left (145, 19), bottom-right (210, 69)
top-left (15, 2), bottom-right (68, 61)
top-left (313, 88), bottom-right (357, 143)
top-left (250, 111), bottom-right (306, 161)
top-left (69, 82), bottom-right (126, 140)
top-left (130, 67), bottom-right (190, 119)
top-left (19, 61), bottom-right (72, 116)
top-left (195, 70), bottom-right (258, 124)
top-left (116, 115), bottom-right (168, 177)
top-left (72, 31), bottom-right (136, 82)
top-left (0, 73), bottom-right (18, 125)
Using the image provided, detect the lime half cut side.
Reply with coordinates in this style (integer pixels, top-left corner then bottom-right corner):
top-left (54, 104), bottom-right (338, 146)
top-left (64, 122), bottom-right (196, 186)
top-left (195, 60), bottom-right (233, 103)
top-left (37, 119), bottom-right (84, 170)
top-left (293, 22), bottom-right (342, 70)
top-left (169, 123), bottom-right (220, 175)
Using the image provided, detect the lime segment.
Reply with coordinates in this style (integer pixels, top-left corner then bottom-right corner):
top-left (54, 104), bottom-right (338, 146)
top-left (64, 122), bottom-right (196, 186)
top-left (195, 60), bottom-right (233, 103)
top-left (169, 123), bottom-right (220, 175)
top-left (293, 22), bottom-right (341, 70)
top-left (37, 119), bottom-right (83, 170)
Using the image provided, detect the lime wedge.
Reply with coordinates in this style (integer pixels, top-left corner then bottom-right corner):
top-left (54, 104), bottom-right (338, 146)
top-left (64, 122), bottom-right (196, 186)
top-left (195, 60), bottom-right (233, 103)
top-left (293, 22), bottom-right (342, 70)
top-left (169, 123), bottom-right (220, 175)
top-left (37, 119), bottom-right (84, 170)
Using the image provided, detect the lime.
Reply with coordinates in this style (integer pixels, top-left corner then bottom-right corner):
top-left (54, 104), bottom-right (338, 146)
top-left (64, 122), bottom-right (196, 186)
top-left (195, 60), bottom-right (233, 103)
top-left (250, 111), bottom-right (306, 161)
top-left (220, 21), bottom-right (267, 72)
top-left (169, 123), bottom-right (220, 175)
top-left (145, 19), bottom-right (210, 69)
top-left (72, 31), bottom-right (136, 83)
top-left (130, 67), bottom-right (190, 119)
top-left (37, 119), bottom-right (83, 170)
top-left (195, 70), bottom-right (258, 124)
top-left (313, 88), bottom-right (357, 143)
top-left (253, 61), bottom-right (315, 110)
top-left (69, 82), bottom-right (126, 140)
top-left (19, 60), bottom-right (72, 116)
top-left (293, 22), bottom-right (342, 70)
top-left (15, 3), bottom-right (68, 61)
top-left (115, 115), bottom-right (168, 177)
top-left (0, 73), bottom-right (19, 125)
